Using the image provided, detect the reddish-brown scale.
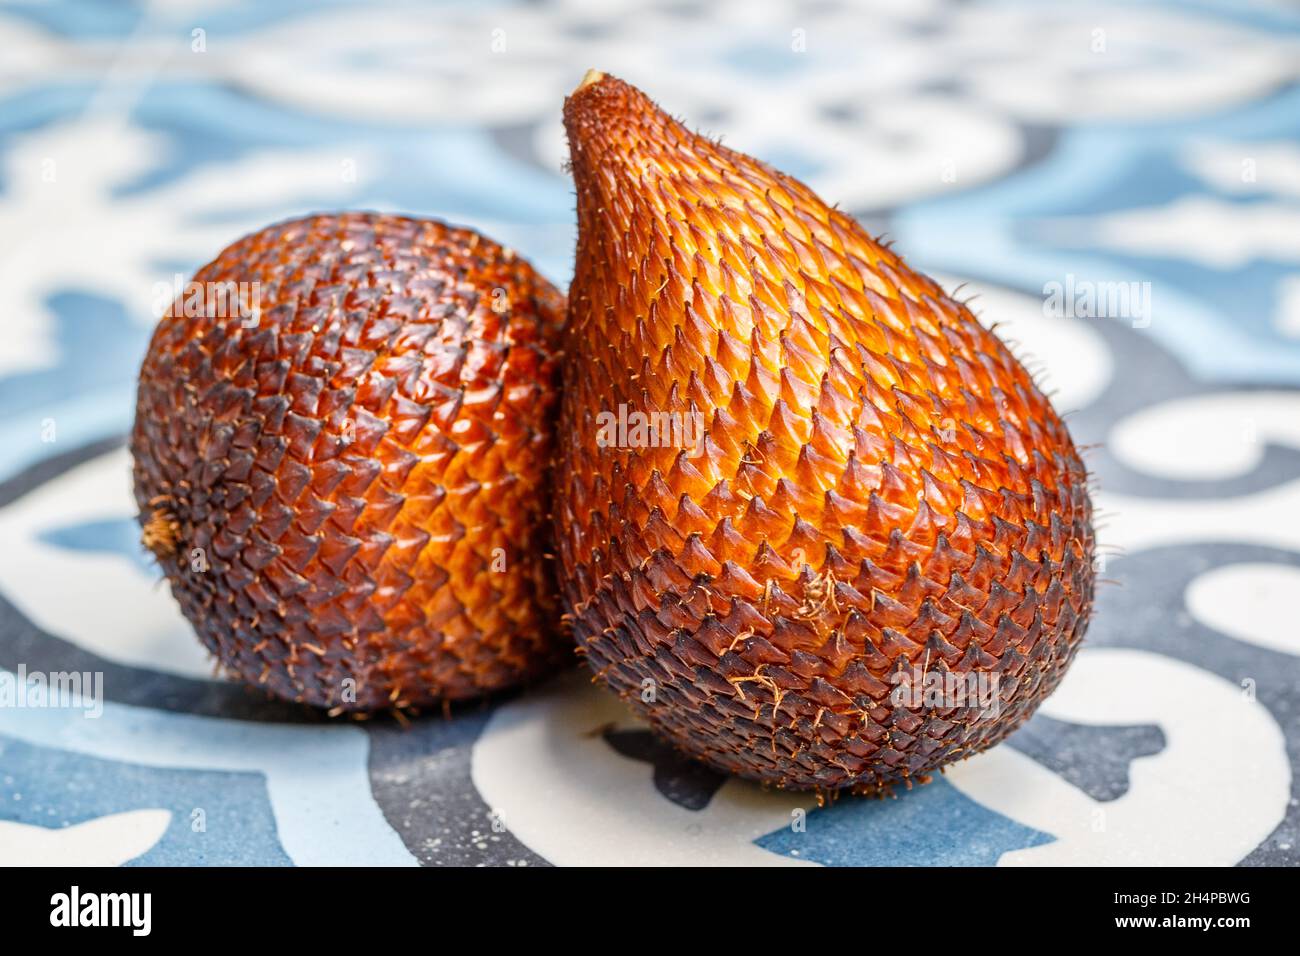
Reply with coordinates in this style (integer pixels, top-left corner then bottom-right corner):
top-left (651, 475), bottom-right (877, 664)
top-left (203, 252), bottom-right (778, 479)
top-left (556, 73), bottom-right (1095, 792)
top-left (133, 213), bottom-right (566, 711)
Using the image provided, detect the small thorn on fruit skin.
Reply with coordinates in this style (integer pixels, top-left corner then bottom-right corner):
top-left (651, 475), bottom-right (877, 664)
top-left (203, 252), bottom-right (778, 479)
top-left (141, 505), bottom-right (179, 560)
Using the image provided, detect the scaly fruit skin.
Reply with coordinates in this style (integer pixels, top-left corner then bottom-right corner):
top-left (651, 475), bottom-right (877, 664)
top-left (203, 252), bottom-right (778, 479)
top-left (132, 213), bottom-right (566, 711)
top-left (557, 75), bottom-right (1094, 791)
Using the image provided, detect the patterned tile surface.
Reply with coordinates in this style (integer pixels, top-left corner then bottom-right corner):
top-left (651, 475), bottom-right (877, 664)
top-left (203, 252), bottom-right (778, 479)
top-left (1, 0), bottom-right (1297, 866)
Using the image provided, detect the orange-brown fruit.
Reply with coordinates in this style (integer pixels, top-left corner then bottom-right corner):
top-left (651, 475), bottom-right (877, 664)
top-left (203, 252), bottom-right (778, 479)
top-left (132, 213), bottom-right (566, 711)
top-left (556, 73), bottom-right (1095, 792)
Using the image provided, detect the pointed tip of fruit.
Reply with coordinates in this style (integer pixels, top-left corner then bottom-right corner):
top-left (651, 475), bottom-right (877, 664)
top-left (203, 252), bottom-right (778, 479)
top-left (565, 70), bottom-right (626, 169)
top-left (575, 68), bottom-right (605, 93)
top-left (564, 72), bottom-right (669, 185)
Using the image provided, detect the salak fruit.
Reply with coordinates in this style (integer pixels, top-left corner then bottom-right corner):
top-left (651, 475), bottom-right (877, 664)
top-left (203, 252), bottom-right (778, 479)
top-left (555, 72), bottom-right (1095, 791)
top-left (132, 213), bottom-right (566, 711)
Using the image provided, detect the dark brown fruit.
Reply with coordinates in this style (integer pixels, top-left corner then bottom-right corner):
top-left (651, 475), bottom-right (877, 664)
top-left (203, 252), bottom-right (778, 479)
top-left (556, 73), bottom-right (1095, 791)
top-left (132, 213), bottom-right (566, 711)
